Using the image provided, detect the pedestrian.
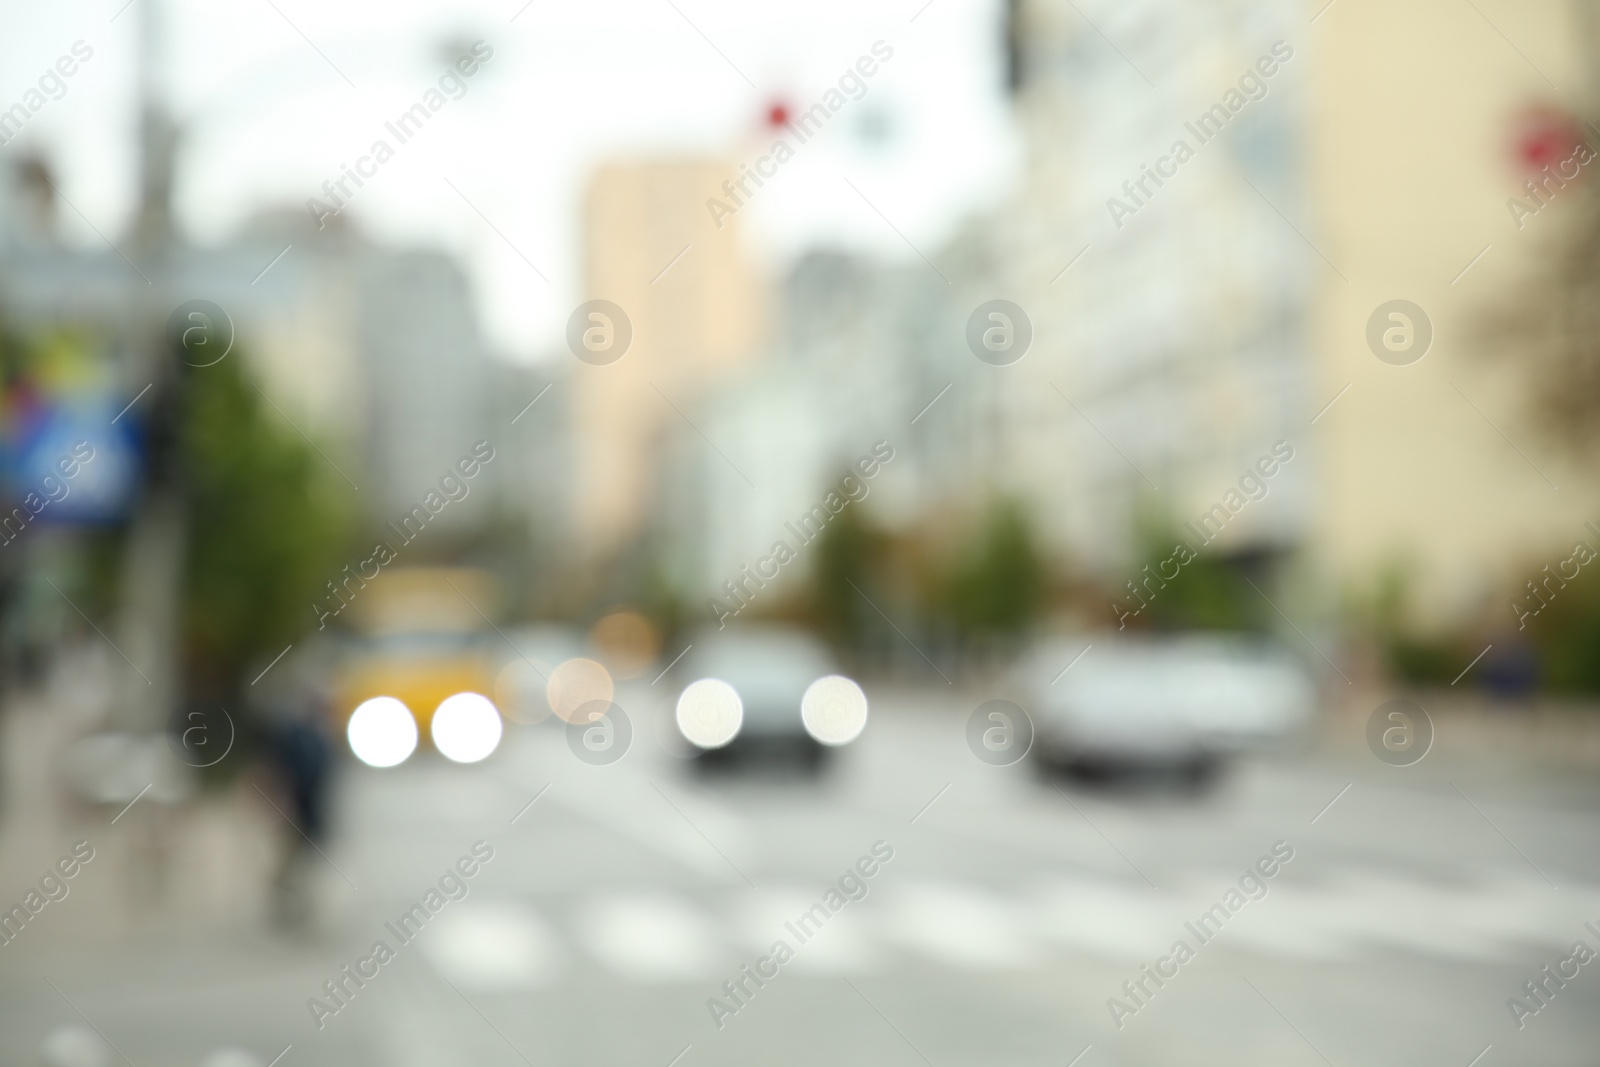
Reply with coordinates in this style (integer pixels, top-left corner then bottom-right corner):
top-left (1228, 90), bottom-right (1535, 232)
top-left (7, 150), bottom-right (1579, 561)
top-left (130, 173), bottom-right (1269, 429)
top-left (258, 659), bottom-right (336, 932)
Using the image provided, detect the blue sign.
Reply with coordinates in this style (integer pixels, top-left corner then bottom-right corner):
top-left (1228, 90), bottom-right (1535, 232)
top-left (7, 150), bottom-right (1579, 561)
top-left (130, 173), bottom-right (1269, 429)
top-left (14, 398), bottom-right (140, 522)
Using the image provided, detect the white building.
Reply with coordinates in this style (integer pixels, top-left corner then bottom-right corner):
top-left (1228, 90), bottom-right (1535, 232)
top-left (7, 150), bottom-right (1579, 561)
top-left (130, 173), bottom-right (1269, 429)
top-left (981, 0), bottom-right (1314, 576)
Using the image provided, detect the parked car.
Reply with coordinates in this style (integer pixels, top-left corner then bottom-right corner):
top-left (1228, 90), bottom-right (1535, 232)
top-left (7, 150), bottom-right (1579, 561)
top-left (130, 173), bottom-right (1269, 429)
top-left (1019, 633), bottom-right (1315, 785)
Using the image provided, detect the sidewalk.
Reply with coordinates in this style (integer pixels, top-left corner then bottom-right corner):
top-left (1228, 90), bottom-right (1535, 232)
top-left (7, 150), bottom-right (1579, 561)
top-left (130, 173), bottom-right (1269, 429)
top-left (0, 644), bottom-right (358, 1067)
top-left (1, 643), bottom-right (285, 941)
top-left (1322, 681), bottom-right (1600, 769)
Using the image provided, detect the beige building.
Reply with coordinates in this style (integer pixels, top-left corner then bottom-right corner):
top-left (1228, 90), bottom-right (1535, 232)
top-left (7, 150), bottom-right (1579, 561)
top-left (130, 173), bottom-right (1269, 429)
top-left (572, 160), bottom-right (768, 551)
top-left (1309, 0), bottom-right (1600, 626)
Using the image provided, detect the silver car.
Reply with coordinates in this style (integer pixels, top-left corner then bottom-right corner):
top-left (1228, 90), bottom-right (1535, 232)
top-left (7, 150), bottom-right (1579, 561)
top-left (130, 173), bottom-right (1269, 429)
top-left (674, 626), bottom-right (842, 771)
top-left (1020, 633), bottom-right (1316, 783)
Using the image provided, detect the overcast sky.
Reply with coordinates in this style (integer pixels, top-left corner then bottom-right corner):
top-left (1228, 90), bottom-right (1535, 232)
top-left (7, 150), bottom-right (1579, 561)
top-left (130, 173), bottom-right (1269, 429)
top-left (3, 0), bottom-right (1018, 363)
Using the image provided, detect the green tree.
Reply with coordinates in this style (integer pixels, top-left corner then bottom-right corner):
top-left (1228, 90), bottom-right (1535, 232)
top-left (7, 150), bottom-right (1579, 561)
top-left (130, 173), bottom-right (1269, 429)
top-left (1118, 524), bottom-right (1266, 633)
top-left (943, 499), bottom-right (1046, 641)
top-left (181, 354), bottom-right (354, 702)
top-left (808, 505), bottom-right (891, 651)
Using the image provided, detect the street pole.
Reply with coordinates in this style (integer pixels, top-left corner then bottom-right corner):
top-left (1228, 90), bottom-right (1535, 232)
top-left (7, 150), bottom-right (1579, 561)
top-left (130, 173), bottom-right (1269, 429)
top-left (113, 0), bottom-right (185, 735)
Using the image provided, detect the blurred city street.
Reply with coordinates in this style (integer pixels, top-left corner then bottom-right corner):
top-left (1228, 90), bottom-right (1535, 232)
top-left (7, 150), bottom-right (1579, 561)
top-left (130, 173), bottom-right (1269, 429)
top-left (7, 1), bottom-right (1600, 1064)
top-left (4, 660), bottom-right (1599, 1067)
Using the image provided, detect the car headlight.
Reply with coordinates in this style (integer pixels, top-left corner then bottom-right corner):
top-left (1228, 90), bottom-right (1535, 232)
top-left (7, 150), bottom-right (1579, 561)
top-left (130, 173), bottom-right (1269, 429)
top-left (801, 675), bottom-right (869, 745)
top-left (348, 696), bottom-right (418, 768)
top-left (431, 692), bottom-right (504, 764)
top-left (675, 678), bottom-right (743, 749)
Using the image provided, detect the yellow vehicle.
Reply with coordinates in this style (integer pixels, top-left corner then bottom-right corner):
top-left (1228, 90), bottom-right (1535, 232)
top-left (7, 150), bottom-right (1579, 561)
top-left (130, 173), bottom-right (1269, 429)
top-left (332, 567), bottom-right (499, 749)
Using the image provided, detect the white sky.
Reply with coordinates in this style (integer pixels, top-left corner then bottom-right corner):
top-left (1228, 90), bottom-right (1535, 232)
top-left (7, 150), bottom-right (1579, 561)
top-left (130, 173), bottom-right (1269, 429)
top-left (2, 0), bottom-right (1018, 363)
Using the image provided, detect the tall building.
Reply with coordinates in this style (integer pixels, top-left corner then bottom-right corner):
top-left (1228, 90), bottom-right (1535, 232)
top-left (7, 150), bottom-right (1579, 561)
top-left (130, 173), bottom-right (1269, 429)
top-left (571, 160), bottom-right (768, 553)
top-left (979, 0), bottom-right (1312, 577)
top-left (194, 209), bottom-right (501, 531)
top-left (1307, 0), bottom-right (1600, 625)
top-left (660, 0), bottom-right (1320, 615)
top-left (994, 0), bottom-right (1600, 631)
top-left (660, 251), bottom-right (936, 610)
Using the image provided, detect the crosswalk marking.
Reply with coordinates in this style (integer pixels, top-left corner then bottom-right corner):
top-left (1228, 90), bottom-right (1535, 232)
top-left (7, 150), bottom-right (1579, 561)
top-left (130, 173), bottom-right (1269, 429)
top-left (407, 868), bottom-right (1600, 988)
top-left (732, 887), bottom-right (888, 973)
top-left (883, 882), bottom-right (1044, 968)
top-left (1027, 878), bottom-right (1188, 962)
top-left (575, 893), bottom-right (726, 981)
top-left (420, 902), bottom-right (565, 989)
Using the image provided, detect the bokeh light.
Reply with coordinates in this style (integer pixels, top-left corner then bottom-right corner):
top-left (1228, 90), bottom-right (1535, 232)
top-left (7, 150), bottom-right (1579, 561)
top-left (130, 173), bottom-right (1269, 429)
top-left (430, 692), bottom-right (504, 764)
top-left (801, 675), bottom-right (869, 745)
top-left (547, 657), bottom-right (615, 723)
top-left (346, 696), bottom-right (418, 768)
top-left (675, 678), bottom-right (743, 749)
top-left (588, 609), bottom-right (661, 679)
top-left (495, 658), bottom-right (553, 725)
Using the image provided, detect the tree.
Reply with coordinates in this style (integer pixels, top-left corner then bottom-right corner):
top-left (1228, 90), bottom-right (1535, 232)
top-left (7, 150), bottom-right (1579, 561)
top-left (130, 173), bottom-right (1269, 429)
top-left (181, 353), bottom-right (354, 705)
top-left (808, 505), bottom-right (892, 653)
top-left (1115, 522), bottom-right (1267, 633)
top-left (943, 499), bottom-right (1046, 643)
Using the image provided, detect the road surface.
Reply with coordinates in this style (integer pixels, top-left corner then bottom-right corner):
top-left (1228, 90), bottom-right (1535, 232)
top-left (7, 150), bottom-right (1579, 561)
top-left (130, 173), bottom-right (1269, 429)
top-left (3, 681), bottom-right (1598, 1067)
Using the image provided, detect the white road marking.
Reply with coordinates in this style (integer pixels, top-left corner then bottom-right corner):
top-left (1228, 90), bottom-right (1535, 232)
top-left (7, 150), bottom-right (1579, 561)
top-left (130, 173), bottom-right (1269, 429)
top-left (577, 894), bottom-right (729, 982)
top-left (881, 882), bottom-right (1042, 969)
top-left (734, 888), bottom-right (889, 974)
top-left (421, 902), bottom-right (566, 989)
top-left (383, 863), bottom-right (1600, 989)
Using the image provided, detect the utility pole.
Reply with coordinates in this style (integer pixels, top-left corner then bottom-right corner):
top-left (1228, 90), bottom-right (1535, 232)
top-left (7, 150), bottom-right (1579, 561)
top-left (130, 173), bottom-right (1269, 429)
top-left (113, 0), bottom-right (186, 734)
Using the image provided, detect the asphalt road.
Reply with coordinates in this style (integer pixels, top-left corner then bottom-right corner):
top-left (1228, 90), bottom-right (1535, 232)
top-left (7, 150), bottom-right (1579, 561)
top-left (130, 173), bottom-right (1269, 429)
top-left (5, 681), bottom-right (1600, 1067)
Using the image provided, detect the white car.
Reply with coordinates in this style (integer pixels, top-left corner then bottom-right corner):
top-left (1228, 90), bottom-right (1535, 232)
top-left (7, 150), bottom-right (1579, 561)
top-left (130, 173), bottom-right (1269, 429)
top-left (1020, 634), bottom-right (1315, 783)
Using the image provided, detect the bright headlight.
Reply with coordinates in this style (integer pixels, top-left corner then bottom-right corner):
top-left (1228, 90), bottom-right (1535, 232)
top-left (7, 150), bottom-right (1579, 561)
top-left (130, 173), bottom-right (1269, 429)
top-left (801, 675), bottom-right (869, 745)
top-left (348, 696), bottom-right (418, 768)
top-left (431, 692), bottom-right (504, 764)
top-left (675, 678), bottom-right (743, 749)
